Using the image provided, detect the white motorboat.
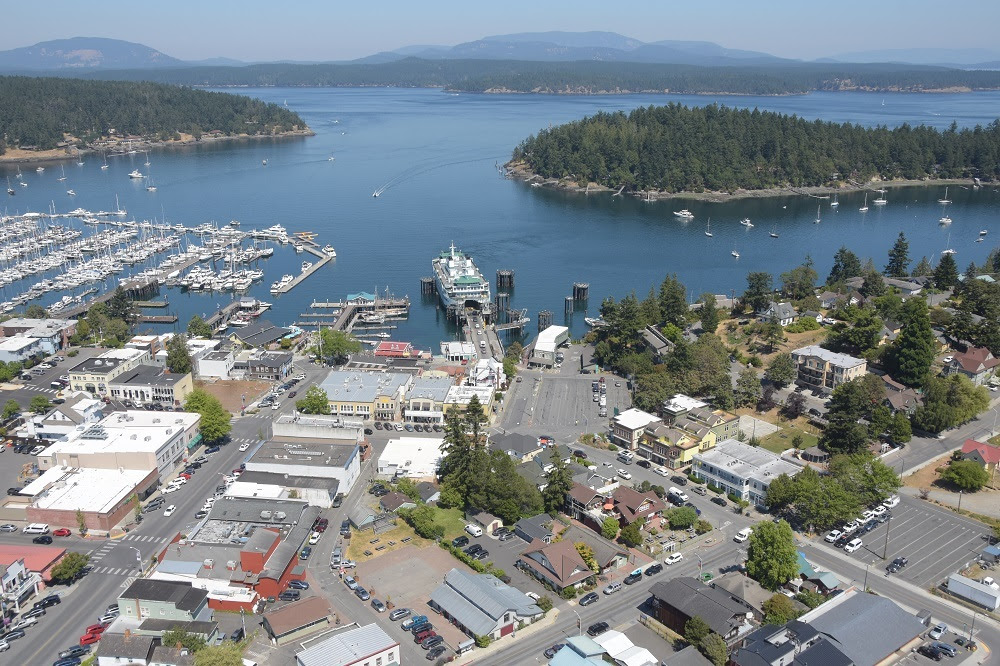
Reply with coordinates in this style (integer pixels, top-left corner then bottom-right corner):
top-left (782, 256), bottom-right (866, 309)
top-left (323, 245), bottom-right (337, 257)
top-left (128, 169), bottom-right (144, 179)
top-left (673, 209), bottom-right (694, 219)
top-left (739, 218), bottom-right (753, 228)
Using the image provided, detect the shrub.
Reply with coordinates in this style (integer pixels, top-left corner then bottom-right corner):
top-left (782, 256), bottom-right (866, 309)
top-left (688, 473), bottom-right (705, 484)
top-left (727, 492), bottom-right (742, 505)
top-left (560, 586), bottom-right (578, 600)
top-left (537, 596), bottom-right (554, 613)
top-left (707, 483), bottom-right (724, 494)
top-left (749, 355), bottom-right (763, 367)
top-left (608, 443), bottom-right (618, 451)
top-left (694, 519), bottom-right (713, 534)
top-left (67, 349), bottom-right (78, 357)
top-left (475, 634), bottom-right (492, 648)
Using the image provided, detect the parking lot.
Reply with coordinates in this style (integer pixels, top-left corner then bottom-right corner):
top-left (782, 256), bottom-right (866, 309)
top-left (827, 495), bottom-right (991, 587)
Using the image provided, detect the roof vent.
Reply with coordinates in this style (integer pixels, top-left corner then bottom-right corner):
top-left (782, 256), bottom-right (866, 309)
top-left (203, 559), bottom-right (214, 569)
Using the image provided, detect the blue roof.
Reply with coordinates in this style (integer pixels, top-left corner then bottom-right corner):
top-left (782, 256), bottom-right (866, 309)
top-left (347, 292), bottom-right (376, 302)
top-left (985, 544), bottom-right (1000, 557)
top-left (564, 635), bottom-right (606, 658)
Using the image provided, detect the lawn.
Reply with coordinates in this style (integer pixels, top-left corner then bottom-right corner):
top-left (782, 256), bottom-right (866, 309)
top-left (760, 425), bottom-right (818, 454)
top-left (429, 506), bottom-right (468, 540)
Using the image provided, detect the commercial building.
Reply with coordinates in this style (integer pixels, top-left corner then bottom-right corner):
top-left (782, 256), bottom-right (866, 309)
top-left (444, 384), bottom-right (494, 416)
top-left (0, 317), bottom-right (77, 353)
top-left (295, 622), bottom-right (399, 666)
top-left (430, 568), bottom-right (542, 642)
top-left (16, 394), bottom-right (104, 441)
top-left (404, 376), bottom-right (454, 424)
top-left (263, 596), bottom-right (331, 645)
top-left (95, 633), bottom-right (159, 666)
top-left (319, 371), bottom-right (413, 421)
top-left (529, 325), bottom-right (570, 366)
top-left (374, 340), bottom-right (415, 358)
top-left (377, 436), bottom-right (446, 480)
top-left (469, 357), bottom-right (506, 388)
top-left (196, 350), bottom-right (235, 380)
top-left (441, 340), bottom-right (477, 362)
top-left (243, 435), bottom-right (361, 499)
top-left (0, 544), bottom-right (67, 584)
top-left (610, 408), bottom-right (662, 451)
top-left (0, 335), bottom-right (44, 363)
top-left (230, 319), bottom-right (292, 349)
top-left (692, 439), bottom-right (802, 507)
top-left (68, 348), bottom-right (152, 396)
top-left (23, 465), bottom-right (158, 531)
top-left (37, 410), bottom-right (202, 477)
top-left (118, 579), bottom-right (212, 622)
top-left (731, 622), bottom-right (852, 666)
top-left (790, 345), bottom-right (867, 395)
top-left (640, 422), bottom-right (717, 470)
top-left (108, 365), bottom-right (194, 407)
top-left (0, 557), bottom-right (41, 614)
top-left (658, 395), bottom-right (740, 442)
top-left (245, 350), bottom-right (293, 380)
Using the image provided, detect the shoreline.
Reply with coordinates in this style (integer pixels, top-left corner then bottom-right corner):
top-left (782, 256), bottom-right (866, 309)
top-left (505, 161), bottom-right (987, 203)
top-left (0, 129), bottom-right (315, 165)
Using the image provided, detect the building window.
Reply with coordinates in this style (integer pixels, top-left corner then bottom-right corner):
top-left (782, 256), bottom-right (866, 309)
top-left (140, 606), bottom-right (149, 618)
top-left (377, 658), bottom-right (383, 666)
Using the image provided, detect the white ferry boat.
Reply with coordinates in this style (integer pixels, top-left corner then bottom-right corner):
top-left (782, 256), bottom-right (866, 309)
top-left (432, 242), bottom-right (491, 310)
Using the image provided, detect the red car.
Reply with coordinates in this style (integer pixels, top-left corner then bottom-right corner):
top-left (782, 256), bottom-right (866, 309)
top-left (85, 623), bottom-right (108, 635)
top-left (53, 528), bottom-right (71, 537)
top-left (79, 632), bottom-right (102, 646)
top-left (178, 472), bottom-right (192, 480)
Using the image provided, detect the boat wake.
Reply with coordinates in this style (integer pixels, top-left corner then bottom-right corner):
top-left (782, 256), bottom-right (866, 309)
top-left (372, 155), bottom-right (499, 198)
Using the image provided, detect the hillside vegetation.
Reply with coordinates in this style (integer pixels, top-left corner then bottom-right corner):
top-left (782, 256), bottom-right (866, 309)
top-left (511, 103), bottom-right (1000, 193)
top-left (0, 76), bottom-right (306, 152)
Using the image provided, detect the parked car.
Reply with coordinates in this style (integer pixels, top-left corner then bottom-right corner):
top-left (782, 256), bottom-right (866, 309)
top-left (824, 530), bottom-right (842, 543)
top-left (933, 642), bottom-right (957, 657)
top-left (278, 590), bottom-right (300, 601)
top-left (299, 547), bottom-right (312, 560)
top-left (545, 644), bottom-right (566, 659)
top-left (711, 496), bottom-right (727, 507)
top-left (371, 599), bottom-right (386, 612)
top-left (33, 535), bottom-right (53, 544)
top-left (389, 608), bottom-right (411, 621)
top-left (918, 645), bottom-right (943, 661)
top-left (579, 592), bottom-right (599, 606)
top-left (452, 535), bottom-right (469, 548)
top-left (886, 557), bottom-right (908, 573)
top-left (344, 576), bottom-right (358, 590)
top-left (843, 538), bottom-right (863, 554)
top-left (587, 622), bottom-right (610, 637)
top-left (34, 594), bottom-right (61, 609)
top-left (645, 563), bottom-right (663, 576)
top-left (664, 552), bottom-right (683, 565)
top-left (422, 635), bottom-right (444, 650)
top-left (426, 645), bottom-right (447, 660)
top-left (929, 623), bottom-right (948, 640)
top-left (401, 615), bottom-right (428, 630)
top-left (204, 446), bottom-right (221, 455)
top-left (0, 524), bottom-right (16, 532)
top-left (287, 580), bottom-right (309, 590)
top-left (623, 572), bottom-right (643, 585)
top-left (2, 629), bottom-right (25, 641)
top-left (58, 646), bottom-right (90, 659)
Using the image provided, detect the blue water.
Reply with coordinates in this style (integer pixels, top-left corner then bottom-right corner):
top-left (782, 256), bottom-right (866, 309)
top-left (3, 88), bottom-right (1000, 350)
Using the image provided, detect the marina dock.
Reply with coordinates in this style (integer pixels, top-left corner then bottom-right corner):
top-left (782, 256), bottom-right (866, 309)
top-left (137, 314), bottom-right (178, 323)
top-left (134, 300), bottom-right (169, 308)
top-left (61, 277), bottom-right (160, 318)
top-left (206, 302), bottom-right (241, 328)
top-left (273, 244), bottom-right (331, 294)
top-left (305, 293), bottom-right (410, 333)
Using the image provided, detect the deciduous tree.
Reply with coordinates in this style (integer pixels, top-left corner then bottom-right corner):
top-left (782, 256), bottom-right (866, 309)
top-left (746, 519), bottom-right (798, 590)
top-left (940, 459), bottom-right (990, 491)
top-left (764, 353), bottom-right (796, 387)
top-left (295, 385), bottom-right (331, 414)
top-left (601, 516), bottom-right (620, 540)
top-left (187, 315), bottom-right (214, 339)
top-left (184, 389), bottom-right (232, 443)
top-left (735, 367), bottom-right (762, 408)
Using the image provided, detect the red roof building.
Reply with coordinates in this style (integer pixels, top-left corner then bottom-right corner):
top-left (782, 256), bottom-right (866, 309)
top-left (961, 439), bottom-right (1000, 475)
top-left (0, 544), bottom-right (67, 582)
top-left (374, 341), bottom-right (414, 358)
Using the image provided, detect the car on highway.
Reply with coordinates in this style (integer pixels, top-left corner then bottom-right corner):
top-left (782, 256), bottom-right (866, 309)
top-left (32, 535), bottom-right (53, 544)
top-left (645, 563), bottom-right (663, 576)
top-left (664, 552), bottom-right (683, 565)
top-left (238, 442), bottom-right (250, 451)
top-left (579, 592), bottom-right (599, 606)
top-left (587, 622), bottom-right (610, 637)
top-left (163, 505), bottom-right (176, 517)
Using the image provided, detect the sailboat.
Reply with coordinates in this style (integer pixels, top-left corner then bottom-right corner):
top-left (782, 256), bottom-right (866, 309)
top-left (939, 214), bottom-right (952, 225)
top-left (938, 187), bottom-right (951, 204)
top-left (739, 218), bottom-right (753, 228)
top-left (815, 205), bottom-right (821, 224)
top-left (704, 218), bottom-right (713, 237)
top-left (144, 152), bottom-right (151, 167)
top-left (101, 153), bottom-right (109, 170)
top-left (66, 189), bottom-right (76, 196)
top-left (57, 165), bottom-right (67, 182)
top-left (769, 225), bottom-right (779, 238)
top-left (941, 233), bottom-right (956, 255)
top-left (873, 191), bottom-right (887, 206)
top-left (6, 177), bottom-right (14, 195)
top-left (859, 193), bottom-right (869, 213)
top-left (830, 195), bottom-right (839, 208)
top-left (731, 244), bottom-right (740, 258)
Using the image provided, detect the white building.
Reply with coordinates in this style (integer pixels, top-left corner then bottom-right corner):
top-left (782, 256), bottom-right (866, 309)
top-left (0, 317), bottom-right (77, 354)
top-left (0, 335), bottom-right (44, 363)
top-left (610, 408), bottom-right (662, 451)
top-left (23, 465), bottom-right (156, 531)
top-left (37, 410), bottom-right (202, 477)
top-left (16, 393), bottom-right (104, 441)
top-left (196, 350), bottom-right (236, 380)
top-left (790, 345), bottom-right (868, 395)
top-left (445, 384), bottom-right (495, 414)
top-left (295, 623), bottom-right (399, 666)
top-left (244, 437), bottom-right (361, 499)
top-left (692, 439), bottom-right (802, 507)
top-left (377, 436), bottom-right (445, 479)
top-left (0, 557), bottom-right (41, 613)
top-left (441, 340), bottom-right (477, 362)
top-left (469, 357), bottom-right (506, 389)
top-left (530, 325), bottom-right (569, 365)
top-left (68, 348), bottom-right (151, 396)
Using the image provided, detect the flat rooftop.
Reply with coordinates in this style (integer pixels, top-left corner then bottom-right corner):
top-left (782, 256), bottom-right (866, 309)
top-left (378, 436), bottom-right (445, 478)
top-left (25, 465), bottom-right (150, 513)
top-left (45, 410), bottom-right (199, 457)
top-left (250, 438), bottom-right (358, 469)
top-left (697, 439), bottom-right (802, 483)
top-left (792, 345), bottom-right (866, 369)
top-left (109, 364), bottom-right (187, 387)
top-left (69, 348), bottom-right (146, 373)
top-left (319, 370), bottom-right (411, 403)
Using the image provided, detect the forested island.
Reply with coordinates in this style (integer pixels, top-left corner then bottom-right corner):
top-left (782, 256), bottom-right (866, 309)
top-left (0, 76), bottom-right (308, 156)
top-left (510, 103), bottom-right (1000, 194)
top-left (53, 59), bottom-right (1000, 95)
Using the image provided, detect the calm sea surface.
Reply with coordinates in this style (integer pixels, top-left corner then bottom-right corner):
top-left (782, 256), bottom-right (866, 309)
top-left (3, 88), bottom-right (1000, 349)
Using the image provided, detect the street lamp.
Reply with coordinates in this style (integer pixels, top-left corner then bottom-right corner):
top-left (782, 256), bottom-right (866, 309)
top-left (863, 563), bottom-right (871, 591)
top-left (128, 546), bottom-right (142, 571)
top-left (697, 555), bottom-right (703, 579)
top-left (571, 609), bottom-right (582, 636)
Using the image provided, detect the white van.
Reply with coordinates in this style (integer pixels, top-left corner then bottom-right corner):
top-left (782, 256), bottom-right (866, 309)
top-left (23, 523), bottom-right (50, 535)
top-left (464, 524), bottom-right (483, 537)
top-left (734, 527), bottom-right (753, 543)
top-left (844, 538), bottom-right (863, 553)
top-left (617, 450), bottom-right (634, 464)
top-left (668, 487), bottom-right (689, 502)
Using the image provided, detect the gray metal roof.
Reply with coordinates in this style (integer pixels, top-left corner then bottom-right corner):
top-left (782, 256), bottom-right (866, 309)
top-left (515, 514), bottom-right (554, 542)
top-left (649, 577), bottom-right (750, 636)
top-left (429, 568), bottom-right (541, 637)
top-left (96, 632), bottom-right (157, 659)
top-left (805, 593), bottom-right (924, 665)
top-left (295, 622), bottom-right (397, 666)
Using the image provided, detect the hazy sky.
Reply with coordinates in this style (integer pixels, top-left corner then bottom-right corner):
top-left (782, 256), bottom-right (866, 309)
top-left (5, 0), bottom-right (998, 62)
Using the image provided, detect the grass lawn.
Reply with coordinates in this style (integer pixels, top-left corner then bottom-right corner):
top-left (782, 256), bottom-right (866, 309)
top-left (760, 426), bottom-right (818, 454)
top-left (430, 506), bottom-right (468, 540)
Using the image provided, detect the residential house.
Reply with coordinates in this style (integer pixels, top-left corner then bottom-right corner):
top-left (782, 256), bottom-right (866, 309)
top-left (518, 539), bottom-right (595, 593)
top-left (641, 325), bottom-right (675, 359)
top-left (640, 421), bottom-right (716, 470)
top-left (564, 483), bottom-right (663, 533)
top-left (946, 347), bottom-right (1000, 385)
top-left (658, 395), bottom-right (739, 442)
top-left (96, 633), bottom-right (158, 666)
top-left (801, 310), bottom-right (823, 324)
top-left (262, 596), bottom-right (332, 645)
top-left (884, 277), bottom-right (923, 296)
top-left (816, 291), bottom-right (841, 309)
top-left (611, 486), bottom-right (665, 528)
top-left (467, 509), bottom-right (504, 534)
top-left (469, 357), bottom-right (506, 388)
top-left (149, 646), bottom-right (195, 666)
top-left (711, 572), bottom-right (774, 620)
top-left (514, 514), bottom-right (555, 545)
top-left (692, 439), bottom-right (802, 508)
top-left (610, 408), bottom-right (662, 452)
top-left (881, 374), bottom-right (923, 415)
top-left (880, 318), bottom-right (903, 345)
top-left (731, 622), bottom-right (852, 666)
top-left (491, 432), bottom-right (545, 462)
top-left (294, 622), bottom-right (399, 666)
top-left (379, 491), bottom-right (416, 513)
top-left (558, 524), bottom-right (629, 572)
top-left (246, 351), bottom-right (293, 380)
top-left (790, 345), bottom-right (867, 395)
top-left (648, 577), bottom-right (755, 644)
top-left (758, 302), bottom-right (799, 327)
top-left (961, 439), bottom-right (1000, 478)
top-left (118, 579), bottom-right (212, 622)
top-left (429, 568), bottom-right (542, 642)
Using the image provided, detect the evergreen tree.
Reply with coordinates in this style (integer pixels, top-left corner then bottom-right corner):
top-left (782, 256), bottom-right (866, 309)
top-left (658, 274), bottom-right (688, 327)
top-left (764, 353), bottom-right (796, 387)
top-left (107, 285), bottom-right (134, 322)
top-left (885, 232), bottom-right (911, 277)
top-left (780, 256), bottom-right (817, 300)
top-left (934, 253), bottom-right (959, 289)
top-left (742, 272), bottom-right (773, 314)
top-left (735, 367), bottom-right (762, 407)
top-left (639, 287), bottom-right (662, 328)
top-left (888, 297), bottom-right (937, 387)
top-left (828, 246), bottom-right (863, 285)
top-left (542, 449), bottom-right (573, 515)
top-left (165, 333), bottom-right (192, 374)
top-left (699, 293), bottom-right (720, 334)
top-left (859, 269), bottom-right (886, 298)
top-left (187, 315), bottom-right (214, 339)
top-left (912, 256), bottom-right (934, 277)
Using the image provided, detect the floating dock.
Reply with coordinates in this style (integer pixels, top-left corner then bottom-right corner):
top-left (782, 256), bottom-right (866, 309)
top-left (137, 314), bottom-right (178, 323)
top-left (273, 244), bottom-right (331, 294)
top-left (134, 300), bottom-right (169, 308)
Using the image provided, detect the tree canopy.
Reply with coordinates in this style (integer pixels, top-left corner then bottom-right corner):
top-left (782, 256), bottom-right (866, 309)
top-left (312, 328), bottom-right (362, 364)
top-left (166, 333), bottom-right (192, 374)
top-left (295, 385), bottom-right (331, 415)
top-left (746, 520), bottom-right (798, 590)
top-left (513, 103), bottom-right (1000, 194)
top-left (184, 389), bottom-right (232, 443)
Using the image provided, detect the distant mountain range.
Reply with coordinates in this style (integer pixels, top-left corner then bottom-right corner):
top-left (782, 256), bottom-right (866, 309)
top-left (1, 34), bottom-right (998, 73)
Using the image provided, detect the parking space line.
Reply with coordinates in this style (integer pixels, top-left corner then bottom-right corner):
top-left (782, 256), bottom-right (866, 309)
top-left (907, 530), bottom-right (986, 581)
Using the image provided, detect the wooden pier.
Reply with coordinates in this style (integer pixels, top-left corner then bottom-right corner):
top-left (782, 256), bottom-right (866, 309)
top-left (206, 302), bottom-right (241, 327)
top-left (137, 314), bottom-right (178, 323)
top-left (304, 294), bottom-right (410, 333)
top-left (135, 300), bottom-right (169, 308)
top-left (273, 244), bottom-right (331, 294)
top-left (61, 277), bottom-right (160, 318)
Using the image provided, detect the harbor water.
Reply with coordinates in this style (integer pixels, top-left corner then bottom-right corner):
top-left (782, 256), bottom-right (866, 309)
top-left (3, 88), bottom-right (1000, 350)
